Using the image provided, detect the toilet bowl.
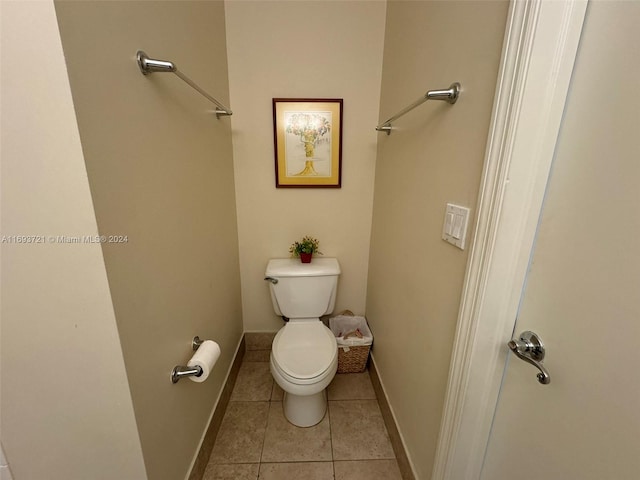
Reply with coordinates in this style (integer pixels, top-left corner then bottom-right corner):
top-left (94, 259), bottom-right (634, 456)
top-left (270, 321), bottom-right (338, 426)
top-left (265, 258), bottom-right (341, 427)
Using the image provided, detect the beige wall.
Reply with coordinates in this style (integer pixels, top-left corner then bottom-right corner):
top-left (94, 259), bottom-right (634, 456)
top-left (366, 1), bottom-right (508, 477)
top-left (225, 0), bottom-right (387, 331)
top-left (0, 1), bottom-right (146, 479)
top-left (55, 2), bottom-right (242, 480)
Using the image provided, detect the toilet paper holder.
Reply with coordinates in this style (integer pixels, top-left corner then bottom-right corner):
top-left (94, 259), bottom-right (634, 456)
top-left (171, 336), bottom-right (205, 384)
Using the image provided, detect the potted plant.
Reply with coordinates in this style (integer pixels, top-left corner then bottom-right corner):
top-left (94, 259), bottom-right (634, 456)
top-left (289, 235), bottom-right (323, 263)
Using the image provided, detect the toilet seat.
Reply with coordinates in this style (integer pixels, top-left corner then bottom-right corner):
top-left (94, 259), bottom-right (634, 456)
top-left (271, 322), bottom-right (337, 385)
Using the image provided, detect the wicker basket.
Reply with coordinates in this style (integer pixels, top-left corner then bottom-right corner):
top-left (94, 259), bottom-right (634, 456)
top-left (330, 311), bottom-right (373, 374)
top-left (337, 344), bottom-right (371, 373)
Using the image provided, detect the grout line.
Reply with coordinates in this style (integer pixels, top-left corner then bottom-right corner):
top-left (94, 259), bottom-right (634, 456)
top-left (327, 398), bottom-right (378, 402)
top-left (259, 460), bottom-right (334, 464)
top-left (245, 353), bottom-right (270, 477)
top-left (327, 398), bottom-right (336, 479)
top-left (257, 390), bottom-right (271, 473)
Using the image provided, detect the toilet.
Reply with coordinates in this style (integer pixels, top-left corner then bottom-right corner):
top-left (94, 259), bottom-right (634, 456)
top-left (265, 257), bottom-right (340, 427)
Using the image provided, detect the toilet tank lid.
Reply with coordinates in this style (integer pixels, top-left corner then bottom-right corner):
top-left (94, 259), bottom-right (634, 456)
top-left (265, 258), bottom-right (341, 277)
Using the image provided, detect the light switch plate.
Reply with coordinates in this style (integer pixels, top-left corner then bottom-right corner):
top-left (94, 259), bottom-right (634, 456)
top-left (442, 203), bottom-right (470, 249)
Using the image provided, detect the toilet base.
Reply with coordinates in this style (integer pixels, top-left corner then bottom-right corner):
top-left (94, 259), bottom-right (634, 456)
top-left (283, 389), bottom-right (327, 427)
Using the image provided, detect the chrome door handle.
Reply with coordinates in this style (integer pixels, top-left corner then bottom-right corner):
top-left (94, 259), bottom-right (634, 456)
top-left (508, 331), bottom-right (551, 385)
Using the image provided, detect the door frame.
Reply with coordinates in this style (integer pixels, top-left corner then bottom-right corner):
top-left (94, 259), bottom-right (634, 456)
top-left (431, 1), bottom-right (587, 478)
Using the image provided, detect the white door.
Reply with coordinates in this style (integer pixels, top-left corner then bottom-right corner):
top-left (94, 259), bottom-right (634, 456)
top-left (480, 2), bottom-right (640, 479)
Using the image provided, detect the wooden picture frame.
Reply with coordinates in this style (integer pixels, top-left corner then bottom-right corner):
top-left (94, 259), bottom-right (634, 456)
top-left (272, 98), bottom-right (343, 188)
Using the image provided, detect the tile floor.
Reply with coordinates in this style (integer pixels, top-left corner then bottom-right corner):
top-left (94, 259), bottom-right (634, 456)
top-left (203, 335), bottom-right (402, 480)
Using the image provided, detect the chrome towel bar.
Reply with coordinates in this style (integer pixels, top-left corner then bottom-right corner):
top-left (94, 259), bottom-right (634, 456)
top-left (376, 82), bottom-right (460, 134)
top-left (136, 51), bottom-right (232, 118)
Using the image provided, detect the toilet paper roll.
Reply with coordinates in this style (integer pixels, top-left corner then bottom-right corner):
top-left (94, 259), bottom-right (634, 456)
top-left (187, 340), bottom-right (221, 383)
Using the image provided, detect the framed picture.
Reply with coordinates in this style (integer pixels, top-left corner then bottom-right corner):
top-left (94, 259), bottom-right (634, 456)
top-left (272, 98), bottom-right (343, 188)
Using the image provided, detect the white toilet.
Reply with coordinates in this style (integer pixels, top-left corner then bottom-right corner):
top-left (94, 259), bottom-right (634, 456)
top-left (265, 257), bottom-right (340, 427)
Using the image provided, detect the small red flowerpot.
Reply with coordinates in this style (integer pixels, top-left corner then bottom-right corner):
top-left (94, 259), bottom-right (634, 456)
top-left (300, 252), bottom-right (312, 263)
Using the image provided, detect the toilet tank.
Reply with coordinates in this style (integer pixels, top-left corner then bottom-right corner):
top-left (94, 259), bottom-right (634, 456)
top-left (265, 258), bottom-right (341, 319)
